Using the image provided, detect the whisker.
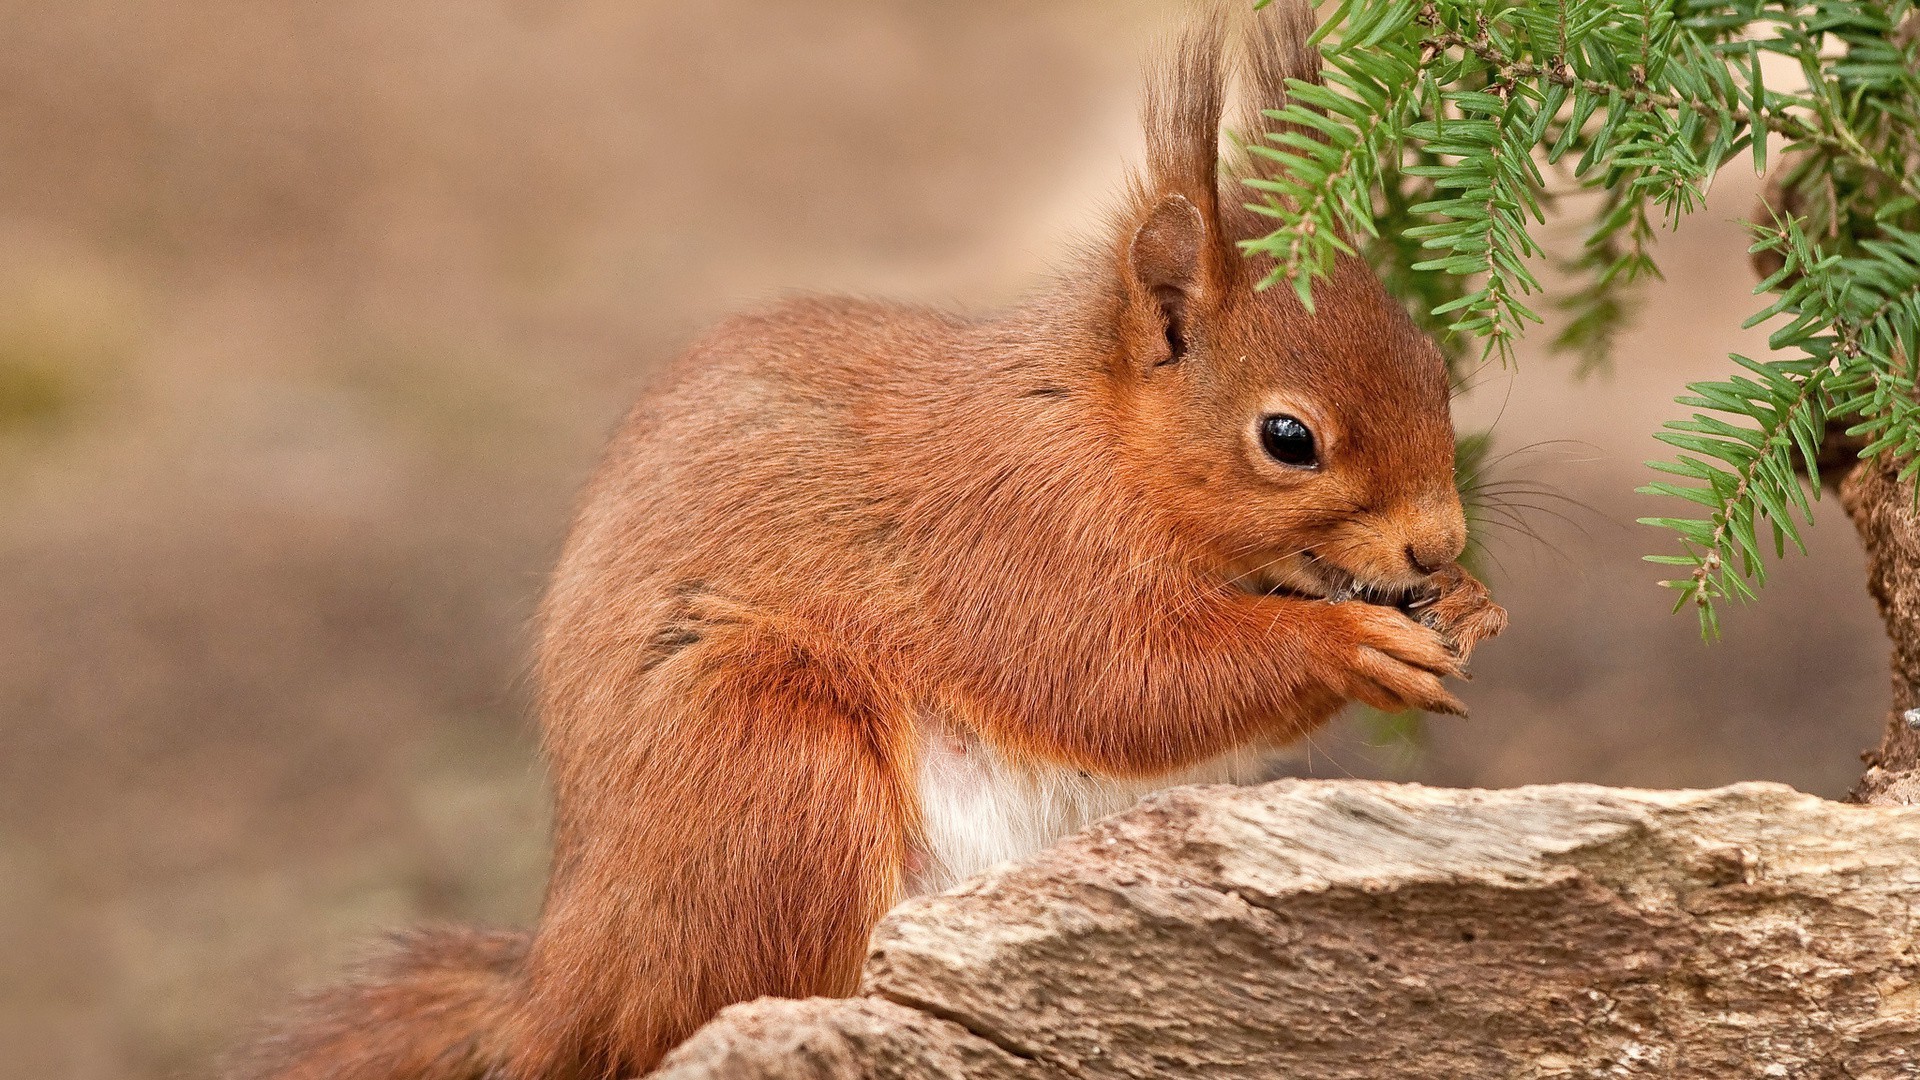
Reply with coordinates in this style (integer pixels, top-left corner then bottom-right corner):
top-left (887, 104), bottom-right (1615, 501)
top-left (1473, 514), bottom-right (1553, 549)
top-left (1298, 727), bottom-right (1362, 780)
top-left (1470, 518), bottom-right (1578, 569)
top-left (1471, 509), bottom-right (1557, 550)
top-left (1479, 438), bottom-right (1605, 468)
top-left (1465, 536), bottom-right (1516, 579)
top-left (1449, 354), bottom-right (1508, 400)
top-left (1469, 479), bottom-right (1611, 512)
top-left (1476, 496), bottom-right (1599, 537)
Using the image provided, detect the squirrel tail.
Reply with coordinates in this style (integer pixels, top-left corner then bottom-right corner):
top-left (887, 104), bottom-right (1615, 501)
top-left (226, 926), bottom-right (530, 1080)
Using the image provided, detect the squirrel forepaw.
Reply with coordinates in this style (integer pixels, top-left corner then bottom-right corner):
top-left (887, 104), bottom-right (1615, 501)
top-left (1315, 602), bottom-right (1469, 717)
top-left (1415, 564), bottom-right (1508, 661)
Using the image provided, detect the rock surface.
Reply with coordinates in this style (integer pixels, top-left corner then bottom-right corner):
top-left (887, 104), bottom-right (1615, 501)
top-left (656, 780), bottom-right (1920, 1079)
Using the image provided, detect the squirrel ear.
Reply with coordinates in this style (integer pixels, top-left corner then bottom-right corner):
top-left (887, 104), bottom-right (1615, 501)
top-left (1127, 193), bottom-right (1208, 366)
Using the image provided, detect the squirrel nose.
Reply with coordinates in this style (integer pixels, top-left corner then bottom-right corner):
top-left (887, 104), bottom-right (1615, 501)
top-left (1404, 525), bottom-right (1465, 575)
top-left (1405, 544), bottom-right (1447, 575)
top-left (1399, 497), bottom-right (1468, 575)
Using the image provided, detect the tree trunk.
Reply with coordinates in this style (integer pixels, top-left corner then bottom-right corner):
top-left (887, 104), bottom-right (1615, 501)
top-left (1840, 459), bottom-right (1920, 804)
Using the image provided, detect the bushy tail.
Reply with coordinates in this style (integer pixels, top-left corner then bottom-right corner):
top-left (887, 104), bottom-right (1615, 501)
top-left (227, 927), bottom-right (529, 1080)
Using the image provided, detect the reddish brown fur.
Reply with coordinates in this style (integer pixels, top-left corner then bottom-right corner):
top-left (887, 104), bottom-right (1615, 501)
top-left (232, 4), bottom-right (1504, 1077)
top-left (226, 929), bottom-right (528, 1080)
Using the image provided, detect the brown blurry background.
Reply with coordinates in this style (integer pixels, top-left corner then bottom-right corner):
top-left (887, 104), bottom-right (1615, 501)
top-left (0, 3), bottom-right (1891, 1078)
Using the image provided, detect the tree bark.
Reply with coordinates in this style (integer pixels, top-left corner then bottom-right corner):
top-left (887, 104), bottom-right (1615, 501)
top-left (1759, 9), bottom-right (1920, 805)
top-left (1841, 459), bottom-right (1920, 804)
top-left (657, 779), bottom-right (1920, 1079)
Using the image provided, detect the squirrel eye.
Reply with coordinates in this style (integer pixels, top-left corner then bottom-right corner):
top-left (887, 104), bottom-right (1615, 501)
top-left (1259, 414), bottom-right (1318, 469)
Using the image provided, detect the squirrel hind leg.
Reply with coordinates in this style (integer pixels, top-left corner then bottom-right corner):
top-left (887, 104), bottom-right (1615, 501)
top-left (519, 642), bottom-right (915, 1075)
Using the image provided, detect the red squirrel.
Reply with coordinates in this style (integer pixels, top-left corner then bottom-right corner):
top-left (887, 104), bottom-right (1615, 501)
top-left (232, 3), bottom-right (1505, 1077)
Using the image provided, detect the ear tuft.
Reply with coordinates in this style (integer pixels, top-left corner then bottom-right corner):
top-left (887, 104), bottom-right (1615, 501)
top-left (1128, 194), bottom-right (1208, 366)
top-left (1142, 14), bottom-right (1228, 225)
top-left (1241, 0), bottom-right (1322, 110)
top-left (1225, 0), bottom-right (1327, 244)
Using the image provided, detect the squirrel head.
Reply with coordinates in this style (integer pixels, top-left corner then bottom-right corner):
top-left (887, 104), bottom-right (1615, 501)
top-left (1102, 2), bottom-right (1463, 602)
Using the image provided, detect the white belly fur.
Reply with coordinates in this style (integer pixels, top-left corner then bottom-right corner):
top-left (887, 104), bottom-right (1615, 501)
top-left (907, 723), bottom-right (1274, 896)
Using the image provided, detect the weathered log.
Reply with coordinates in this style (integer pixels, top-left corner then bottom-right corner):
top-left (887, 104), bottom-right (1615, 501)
top-left (658, 779), bottom-right (1920, 1079)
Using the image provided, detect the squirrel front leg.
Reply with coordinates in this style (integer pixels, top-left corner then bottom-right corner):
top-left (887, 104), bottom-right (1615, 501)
top-left (952, 583), bottom-right (1466, 779)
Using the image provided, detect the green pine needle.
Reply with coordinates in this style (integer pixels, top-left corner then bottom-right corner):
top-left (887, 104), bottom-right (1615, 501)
top-left (1239, 0), bottom-right (1920, 635)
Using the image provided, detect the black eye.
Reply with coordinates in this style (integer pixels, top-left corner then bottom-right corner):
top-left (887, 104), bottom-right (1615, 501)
top-left (1259, 414), bottom-right (1318, 468)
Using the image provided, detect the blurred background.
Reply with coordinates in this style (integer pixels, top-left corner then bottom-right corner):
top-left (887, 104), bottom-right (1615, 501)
top-left (0, 2), bottom-right (1892, 1077)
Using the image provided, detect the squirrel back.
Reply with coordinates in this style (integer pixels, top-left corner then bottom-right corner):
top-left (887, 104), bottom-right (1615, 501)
top-left (231, 4), bottom-right (1504, 1077)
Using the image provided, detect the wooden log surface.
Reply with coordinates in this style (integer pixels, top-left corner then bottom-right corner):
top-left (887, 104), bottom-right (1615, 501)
top-left (658, 780), bottom-right (1920, 1079)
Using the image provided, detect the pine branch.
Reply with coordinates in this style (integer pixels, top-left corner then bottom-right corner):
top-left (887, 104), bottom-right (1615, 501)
top-left (1423, 24), bottom-right (1920, 203)
top-left (1240, 0), bottom-right (1920, 635)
